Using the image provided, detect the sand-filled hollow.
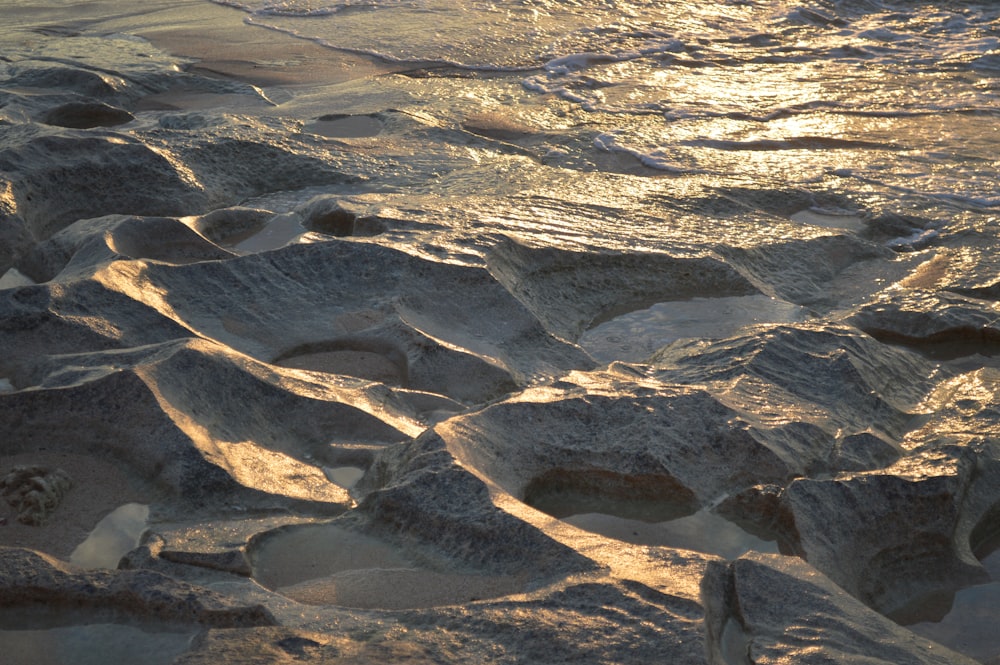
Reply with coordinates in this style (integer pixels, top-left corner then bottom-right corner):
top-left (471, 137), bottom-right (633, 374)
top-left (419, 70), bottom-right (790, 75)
top-left (0, 453), bottom-right (147, 562)
top-left (250, 524), bottom-right (525, 609)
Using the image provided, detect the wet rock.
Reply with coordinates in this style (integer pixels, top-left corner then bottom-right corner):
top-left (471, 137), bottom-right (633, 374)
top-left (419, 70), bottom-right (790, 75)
top-left (0, 125), bottom-right (209, 239)
top-left (396, 580), bottom-right (707, 664)
top-left (124, 241), bottom-right (593, 384)
top-left (486, 236), bottom-right (759, 340)
top-left (188, 206), bottom-right (275, 246)
top-left (715, 484), bottom-right (798, 549)
top-left (850, 287), bottom-right (1000, 358)
top-left (0, 547), bottom-right (275, 627)
top-left (860, 212), bottom-right (937, 247)
top-left (774, 367), bottom-right (1000, 622)
top-left (0, 275), bottom-right (199, 360)
top-left (293, 196), bottom-right (387, 238)
top-left (895, 245), bottom-right (1000, 300)
top-left (39, 101), bottom-right (134, 129)
top-left (297, 196), bottom-right (360, 237)
top-left (0, 466), bottom-right (72, 525)
top-left (906, 369), bottom-right (1000, 566)
top-left (0, 180), bottom-right (33, 279)
top-left (273, 320), bottom-right (519, 404)
top-left (1, 239), bottom-right (591, 390)
top-left (0, 338), bottom-right (412, 512)
top-left (127, 533), bottom-right (253, 578)
top-left (833, 431), bottom-right (902, 471)
top-left (648, 322), bottom-right (937, 445)
top-left (358, 431), bottom-right (596, 579)
top-left (437, 370), bottom-right (796, 512)
top-left (7, 65), bottom-right (128, 100)
top-left (779, 471), bottom-right (988, 621)
top-left (719, 232), bottom-right (890, 306)
top-left (702, 552), bottom-right (980, 664)
top-left (167, 132), bottom-right (357, 208)
top-left (175, 627), bottom-right (440, 664)
top-left (22, 214), bottom-right (234, 282)
top-left (2, 20), bottom-right (999, 663)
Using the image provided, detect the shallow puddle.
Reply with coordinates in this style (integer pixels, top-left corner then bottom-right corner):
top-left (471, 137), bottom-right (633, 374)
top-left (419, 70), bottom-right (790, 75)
top-left (322, 466), bottom-right (365, 489)
top-left (135, 90), bottom-right (274, 112)
top-left (0, 268), bottom-right (35, 289)
top-left (580, 295), bottom-right (808, 363)
top-left (69, 503), bottom-right (149, 569)
top-left (230, 213), bottom-right (305, 253)
top-left (0, 620), bottom-right (196, 665)
top-left (306, 114), bottom-right (383, 138)
top-left (251, 524), bottom-right (524, 608)
top-left (564, 507), bottom-right (779, 560)
top-left (907, 549), bottom-right (1000, 663)
top-left (789, 207), bottom-right (864, 231)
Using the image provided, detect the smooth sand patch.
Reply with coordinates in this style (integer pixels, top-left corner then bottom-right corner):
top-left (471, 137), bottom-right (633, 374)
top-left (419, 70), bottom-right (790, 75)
top-left (278, 568), bottom-right (526, 609)
top-left (252, 524), bottom-right (525, 608)
top-left (0, 452), bottom-right (146, 561)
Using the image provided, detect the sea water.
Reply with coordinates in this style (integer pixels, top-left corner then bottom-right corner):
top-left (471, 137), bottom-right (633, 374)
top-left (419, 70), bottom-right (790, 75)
top-left (217, 0), bottom-right (998, 210)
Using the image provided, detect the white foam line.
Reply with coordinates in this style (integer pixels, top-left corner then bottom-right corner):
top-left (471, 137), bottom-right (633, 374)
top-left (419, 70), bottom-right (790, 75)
top-left (242, 13), bottom-right (543, 72)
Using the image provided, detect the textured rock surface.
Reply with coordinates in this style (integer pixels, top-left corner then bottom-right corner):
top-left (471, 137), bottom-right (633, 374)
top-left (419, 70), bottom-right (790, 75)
top-left (1, 16), bottom-right (999, 665)
top-left (702, 553), bottom-right (981, 665)
top-left (0, 547), bottom-right (275, 627)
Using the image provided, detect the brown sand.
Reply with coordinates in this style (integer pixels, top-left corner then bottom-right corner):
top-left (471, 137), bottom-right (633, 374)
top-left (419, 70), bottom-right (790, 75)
top-left (0, 452), bottom-right (146, 561)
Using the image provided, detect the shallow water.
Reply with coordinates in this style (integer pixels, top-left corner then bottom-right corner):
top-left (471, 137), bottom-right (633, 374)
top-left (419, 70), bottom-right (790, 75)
top-left (322, 465), bottom-right (365, 488)
top-left (580, 295), bottom-right (809, 363)
top-left (251, 524), bottom-right (525, 608)
top-left (0, 620), bottom-right (196, 665)
top-left (69, 503), bottom-right (149, 569)
top-left (565, 508), bottom-right (780, 560)
top-left (908, 549), bottom-right (1000, 663)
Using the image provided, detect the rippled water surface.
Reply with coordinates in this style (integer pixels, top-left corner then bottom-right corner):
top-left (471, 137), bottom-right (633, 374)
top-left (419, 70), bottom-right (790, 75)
top-left (217, 0), bottom-right (998, 216)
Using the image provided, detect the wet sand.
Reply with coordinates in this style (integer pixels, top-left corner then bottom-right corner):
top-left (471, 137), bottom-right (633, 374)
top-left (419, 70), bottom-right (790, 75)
top-left (0, 452), bottom-right (145, 561)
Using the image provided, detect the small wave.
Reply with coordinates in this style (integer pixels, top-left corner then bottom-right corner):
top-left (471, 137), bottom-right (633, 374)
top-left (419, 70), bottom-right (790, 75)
top-left (593, 133), bottom-right (707, 174)
top-left (886, 229), bottom-right (938, 251)
top-left (242, 14), bottom-right (542, 71)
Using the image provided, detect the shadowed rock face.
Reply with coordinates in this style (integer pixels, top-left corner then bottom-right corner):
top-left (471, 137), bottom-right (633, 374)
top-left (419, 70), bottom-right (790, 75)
top-left (702, 553), bottom-right (981, 665)
top-left (2, 20), bottom-right (999, 665)
top-left (0, 547), bottom-right (275, 627)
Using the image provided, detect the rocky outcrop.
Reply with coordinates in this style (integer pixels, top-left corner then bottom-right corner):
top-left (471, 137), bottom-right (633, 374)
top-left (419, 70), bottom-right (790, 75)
top-left (702, 552), bottom-right (980, 665)
top-left (0, 547), bottom-right (275, 627)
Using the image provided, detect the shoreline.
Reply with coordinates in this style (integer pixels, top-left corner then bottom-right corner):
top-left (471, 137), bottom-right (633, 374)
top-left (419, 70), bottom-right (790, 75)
top-left (7, 0), bottom-right (401, 89)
